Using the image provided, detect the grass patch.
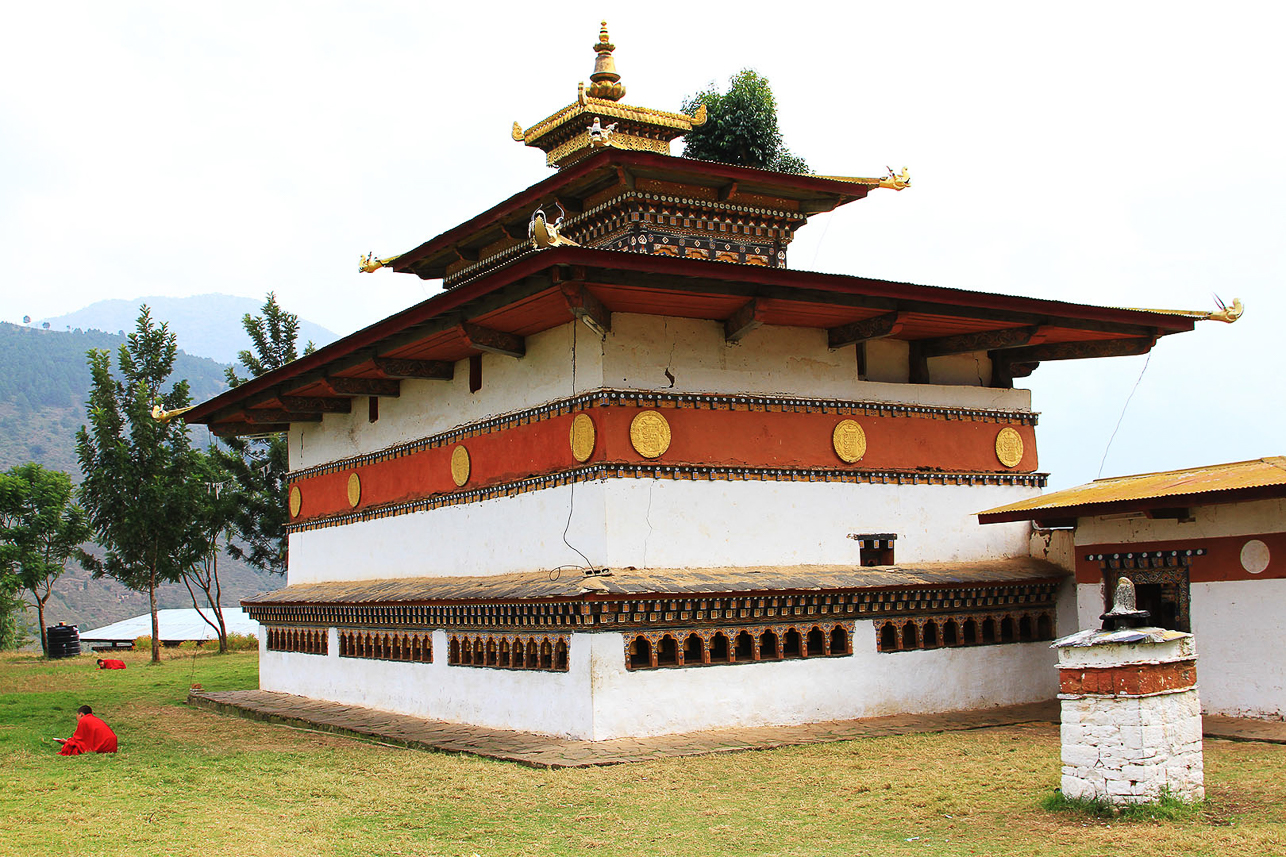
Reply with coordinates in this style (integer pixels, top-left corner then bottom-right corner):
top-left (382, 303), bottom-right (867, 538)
top-left (2, 650), bottom-right (1285, 857)
top-left (1042, 788), bottom-right (1203, 822)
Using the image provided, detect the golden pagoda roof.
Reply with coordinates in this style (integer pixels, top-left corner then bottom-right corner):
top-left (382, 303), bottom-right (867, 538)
top-left (511, 22), bottom-right (706, 168)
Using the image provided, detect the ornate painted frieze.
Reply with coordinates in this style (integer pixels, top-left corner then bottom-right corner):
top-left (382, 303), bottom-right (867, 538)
top-left (247, 579), bottom-right (1061, 635)
top-left (285, 389), bottom-right (1042, 532)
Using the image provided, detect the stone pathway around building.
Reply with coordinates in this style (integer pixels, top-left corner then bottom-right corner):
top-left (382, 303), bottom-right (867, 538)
top-left (187, 690), bottom-right (1286, 768)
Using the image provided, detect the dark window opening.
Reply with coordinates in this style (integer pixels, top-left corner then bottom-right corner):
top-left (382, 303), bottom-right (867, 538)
top-left (854, 533), bottom-right (897, 567)
top-left (759, 630), bottom-right (779, 659)
top-left (710, 632), bottom-right (730, 662)
top-left (807, 627), bottom-right (826, 656)
top-left (469, 354), bottom-right (482, 393)
top-left (657, 635), bottom-right (678, 666)
top-left (368, 396), bottom-right (379, 423)
top-left (880, 622), bottom-right (898, 651)
top-left (783, 629), bottom-right (803, 658)
top-left (734, 631), bottom-right (755, 661)
top-left (682, 633), bottom-right (704, 665)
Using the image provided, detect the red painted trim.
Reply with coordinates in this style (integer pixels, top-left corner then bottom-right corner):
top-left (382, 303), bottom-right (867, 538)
top-left (1059, 660), bottom-right (1197, 696)
top-left (1074, 532), bottom-right (1286, 584)
top-left (287, 405), bottom-right (1038, 524)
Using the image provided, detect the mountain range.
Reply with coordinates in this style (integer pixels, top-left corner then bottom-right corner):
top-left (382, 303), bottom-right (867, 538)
top-left (4, 294), bottom-right (337, 636)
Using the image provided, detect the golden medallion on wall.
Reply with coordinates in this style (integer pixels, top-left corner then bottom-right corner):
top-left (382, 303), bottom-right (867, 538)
top-left (346, 472), bottom-right (361, 508)
top-left (288, 485), bottom-right (302, 518)
top-left (995, 427), bottom-right (1024, 468)
top-left (450, 444), bottom-right (471, 486)
top-left (832, 419), bottom-right (867, 464)
top-left (569, 413), bottom-right (596, 463)
top-left (629, 410), bottom-right (671, 459)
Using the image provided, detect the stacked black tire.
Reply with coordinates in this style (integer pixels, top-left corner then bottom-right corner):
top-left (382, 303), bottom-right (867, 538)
top-left (46, 624), bottom-right (81, 659)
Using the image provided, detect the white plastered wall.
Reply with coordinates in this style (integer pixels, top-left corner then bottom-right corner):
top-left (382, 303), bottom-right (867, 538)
top-left (259, 627), bottom-right (1058, 740)
top-left (1072, 498), bottom-right (1286, 718)
top-left (288, 315), bottom-right (1033, 470)
top-left (287, 479), bottom-right (1036, 583)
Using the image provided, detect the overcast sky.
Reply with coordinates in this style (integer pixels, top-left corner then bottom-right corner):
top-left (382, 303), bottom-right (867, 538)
top-left (2, 2), bottom-right (1281, 489)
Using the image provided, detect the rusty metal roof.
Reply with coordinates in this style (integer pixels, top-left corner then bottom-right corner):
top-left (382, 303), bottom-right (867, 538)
top-left (978, 457), bottom-right (1286, 525)
top-left (242, 558), bottom-right (1066, 606)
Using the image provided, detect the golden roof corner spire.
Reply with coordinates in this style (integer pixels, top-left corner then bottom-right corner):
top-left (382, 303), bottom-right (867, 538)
top-left (587, 21), bottom-right (625, 101)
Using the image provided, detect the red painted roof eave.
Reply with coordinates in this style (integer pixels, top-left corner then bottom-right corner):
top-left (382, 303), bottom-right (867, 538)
top-left (186, 246), bottom-right (1198, 425)
top-left (389, 149), bottom-right (871, 272)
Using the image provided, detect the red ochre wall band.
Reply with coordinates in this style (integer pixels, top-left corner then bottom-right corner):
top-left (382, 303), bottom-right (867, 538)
top-left (285, 389), bottom-right (1041, 532)
top-left (1075, 532), bottom-right (1286, 584)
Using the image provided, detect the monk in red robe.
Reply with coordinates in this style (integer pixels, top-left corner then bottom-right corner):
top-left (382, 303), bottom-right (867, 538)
top-left (56, 706), bottom-right (118, 756)
top-left (96, 658), bottom-right (126, 670)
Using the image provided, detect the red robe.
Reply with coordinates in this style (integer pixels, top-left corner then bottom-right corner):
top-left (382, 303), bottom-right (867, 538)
top-left (58, 714), bottom-right (118, 756)
top-left (98, 659), bottom-right (126, 670)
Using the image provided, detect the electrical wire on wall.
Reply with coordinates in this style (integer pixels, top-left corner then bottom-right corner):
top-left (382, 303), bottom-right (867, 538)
top-left (552, 319), bottom-right (596, 580)
top-left (1097, 355), bottom-right (1151, 478)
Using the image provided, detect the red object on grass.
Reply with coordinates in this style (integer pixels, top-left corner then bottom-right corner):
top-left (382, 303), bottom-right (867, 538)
top-left (97, 659), bottom-right (126, 670)
top-left (58, 714), bottom-right (118, 756)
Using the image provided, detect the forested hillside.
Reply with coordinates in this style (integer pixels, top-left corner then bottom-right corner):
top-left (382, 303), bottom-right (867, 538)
top-left (1, 320), bottom-right (284, 639)
top-left (0, 322), bottom-right (230, 475)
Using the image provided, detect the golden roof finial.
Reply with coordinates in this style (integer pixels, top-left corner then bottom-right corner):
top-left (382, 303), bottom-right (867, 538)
top-left (587, 21), bottom-right (625, 101)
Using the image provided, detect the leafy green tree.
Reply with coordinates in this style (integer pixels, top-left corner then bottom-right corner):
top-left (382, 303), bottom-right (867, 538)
top-left (76, 307), bottom-right (209, 664)
top-left (180, 450), bottom-right (238, 652)
top-left (0, 564), bottom-right (24, 651)
top-left (0, 463), bottom-right (90, 656)
top-left (681, 69), bottom-right (810, 174)
top-left (214, 293), bottom-right (313, 575)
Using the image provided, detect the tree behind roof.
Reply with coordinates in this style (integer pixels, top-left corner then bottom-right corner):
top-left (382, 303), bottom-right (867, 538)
top-left (213, 293), bottom-right (313, 575)
top-left (0, 463), bottom-right (90, 656)
top-left (75, 306), bottom-right (208, 664)
top-left (681, 69), bottom-right (810, 174)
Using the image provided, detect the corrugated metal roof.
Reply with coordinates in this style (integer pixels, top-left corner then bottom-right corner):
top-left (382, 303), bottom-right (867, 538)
top-left (80, 608), bottom-right (261, 643)
top-left (243, 558), bottom-right (1066, 606)
top-left (978, 457), bottom-right (1286, 522)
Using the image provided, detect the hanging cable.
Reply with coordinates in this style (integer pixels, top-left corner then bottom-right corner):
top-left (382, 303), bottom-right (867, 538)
top-left (559, 320), bottom-right (595, 574)
top-left (1097, 355), bottom-right (1151, 478)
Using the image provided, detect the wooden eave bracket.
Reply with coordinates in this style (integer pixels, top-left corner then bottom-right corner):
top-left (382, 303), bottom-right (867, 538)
top-left (245, 409), bottom-right (324, 424)
top-left (919, 325), bottom-right (1048, 359)
top-left (278, 396), bottom-right (353, 414)
top-left (372, 357), bottom-right (455, 380)
top-left (458, 322), bottom-right (526, 358)
top-left (828, 311), bottom-right (903, 349)
top-left (1000, 335), bottom-right (1157, 364)
top-left (322, 376), bottom-right (402, 398)
top-left (724, 298), bottom-right (766, 343)
top-left (559, 279), bottom-right (612, 336)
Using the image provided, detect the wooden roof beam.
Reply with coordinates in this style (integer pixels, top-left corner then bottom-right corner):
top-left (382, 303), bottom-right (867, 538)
top-left (919, 325), bottom-right (1046, 358)
top-left (210, 422), bottom-right (289, 437)
top-left (245, 409), bottom-right (323, 424)
top-left (372, 357), bottom-right (455, 380)
top-left (560, 281), bottom-right (611, 336)
top-left (459, 322), bottom-right (525, 358)
top-left (1001, 336), bottom-right (1156, 363)
top-left (828, 311), bottom-right (903, 349)
top-left (278, 396), bottom-right (352, 414)
top-left (724, 298), bottom-right (766, 343)
top-left (323, 376), bottom-right (402, 398)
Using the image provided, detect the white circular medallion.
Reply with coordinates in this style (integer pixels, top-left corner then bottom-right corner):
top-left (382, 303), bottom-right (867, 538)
top-left (1240, 539), bottom-right (1270, 574)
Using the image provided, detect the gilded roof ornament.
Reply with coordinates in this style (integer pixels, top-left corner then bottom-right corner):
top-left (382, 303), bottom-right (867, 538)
top-left (511, 23), bottom-right (707, 168)
top-left (529, 204), bottom-right (580, 250)
top-left (587, 22), bottom-right (625, 102)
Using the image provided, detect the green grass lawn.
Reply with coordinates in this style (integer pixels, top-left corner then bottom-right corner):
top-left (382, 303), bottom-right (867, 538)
top-left (1, 650), bottom-right (1283, 857)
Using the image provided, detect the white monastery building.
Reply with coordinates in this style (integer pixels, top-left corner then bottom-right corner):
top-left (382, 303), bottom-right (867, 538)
top-left (186, 24), bottom-right (1241, 740)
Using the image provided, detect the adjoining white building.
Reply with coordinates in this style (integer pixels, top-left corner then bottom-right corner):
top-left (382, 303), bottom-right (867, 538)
top-left (185, 24), bottom-right (1236, 740)
top-left (980, 457), bottom-right (1285, 720)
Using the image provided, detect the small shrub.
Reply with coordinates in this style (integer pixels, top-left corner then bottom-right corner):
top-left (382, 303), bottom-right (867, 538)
top-left (224, 632), bottom-right (259, 652)
top-left (1042, 788), bottom-right (1201, 822)
top-left (178, 640), bottom-right (201, 651)
top-left (133, 635), bottom-right (152, 651)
